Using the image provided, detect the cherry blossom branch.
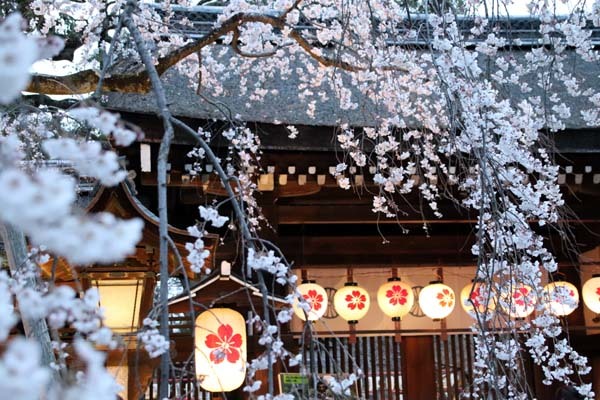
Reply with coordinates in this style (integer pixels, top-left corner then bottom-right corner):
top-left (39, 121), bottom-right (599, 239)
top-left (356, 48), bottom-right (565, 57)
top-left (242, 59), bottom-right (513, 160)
top-left (26, 9), bottom-right (408, 95)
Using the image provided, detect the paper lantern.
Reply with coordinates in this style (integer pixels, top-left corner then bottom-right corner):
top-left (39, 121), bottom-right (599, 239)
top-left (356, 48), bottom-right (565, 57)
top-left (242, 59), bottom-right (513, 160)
top-left (543, 281), bottom-right (579, 316)
top-left (503, 284), bottom-right (536, 319)
top-left (460, 281), bottom-right (495, 317)
top-left (419, 281), bottom-right (455, 320)
top-left (293, 281), bottom-right (328, 321)
top-left (195, 308), bottom-right (246, 392)
top-left (377, 278), bottom-right (414, 320)
top-left (582, 275), bottom-right (600, 314)
top-left (333, 283), bottom-right (370, 322)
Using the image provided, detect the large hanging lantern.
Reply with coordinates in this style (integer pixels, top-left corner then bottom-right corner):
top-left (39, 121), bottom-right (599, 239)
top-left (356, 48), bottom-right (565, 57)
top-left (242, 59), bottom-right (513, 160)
top-left (293, 281), bottom-right (328, 321)
top-left (333, 282), bottom-right (370, 322)
top-left (195, 308), bottom-right (247, 392)
top-left (377, 278), bottom-right (414, 320)
top-left (419, 281), bottom-right (455, 320)
top-left (503, 284), bottom-right (536, 319)
top-left (582, 274), bottom-right (600, 314)
top-left (543, 281), bottom-right (579, 316)
top-left (460, 280), bottom-right (495, 318)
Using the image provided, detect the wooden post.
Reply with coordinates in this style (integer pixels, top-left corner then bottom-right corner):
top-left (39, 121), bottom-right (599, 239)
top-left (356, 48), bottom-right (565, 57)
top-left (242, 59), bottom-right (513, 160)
top-left (348, 322), bottom-right (357, 344)
top-left (393, 319), bottom-right (402, 343)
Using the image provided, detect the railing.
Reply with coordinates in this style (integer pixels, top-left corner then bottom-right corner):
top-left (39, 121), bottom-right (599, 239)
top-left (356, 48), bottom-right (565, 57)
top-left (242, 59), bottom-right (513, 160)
top-left (433, 334), bottom-right (475, 400)
top-left (306, 335), bottom-right (404, 400)
top-left (169, 312), bottom-right (194, 336)
top-left (145, 362), bottom-right (211, 400)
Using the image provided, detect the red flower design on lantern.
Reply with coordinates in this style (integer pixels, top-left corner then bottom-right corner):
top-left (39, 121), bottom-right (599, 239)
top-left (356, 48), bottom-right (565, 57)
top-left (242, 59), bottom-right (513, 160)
top-left (437, 288), bottom-right (454, 308)
top-left (596, 287), bottom-right (600, 301)
top-left (345, 290), bottom-right (367, 310)
top-left (513, 287), bottom-right (534, 307)
top-left (303, 289), bottom-right (324, 311)
top-left (469, 287), bottom-right (483, 309)
top-left (205, 323), bottom-right (243, 364)
top-left (386, 285), bottom-right (409, 306)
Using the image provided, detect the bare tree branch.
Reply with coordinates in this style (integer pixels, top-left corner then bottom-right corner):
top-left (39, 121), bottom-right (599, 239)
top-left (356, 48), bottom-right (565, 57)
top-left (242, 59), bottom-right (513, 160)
top-left (123, 1), bottom-right (175, 397)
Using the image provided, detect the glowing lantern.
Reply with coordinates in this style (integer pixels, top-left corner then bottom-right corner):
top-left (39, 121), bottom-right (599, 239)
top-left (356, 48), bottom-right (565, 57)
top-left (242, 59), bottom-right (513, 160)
top-left (419, 281), bottom-right (455, 320)
top-left (503, 284), bottom-right (536, 319)
top-left (377, 278), bottom-right (414, 320)
top-left (460, 281), bottom-right (495, 318)
top-left (543, 281), bottom-right (579, 316)
top-left (333, 283), bottom-right (370, 322)
top-left (195, 308), bottom-right (246, 392)
top-left (582, 275), bottom-right (600, 314)
top-left (293, 281), bottom-right (328, 321)
top-left (334, 282), bottom-right (370, 343)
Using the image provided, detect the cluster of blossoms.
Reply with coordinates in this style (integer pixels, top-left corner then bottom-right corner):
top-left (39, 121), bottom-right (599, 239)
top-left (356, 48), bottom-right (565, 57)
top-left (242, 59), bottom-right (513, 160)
top-left (0, 109), bottom-right (142, 265)
top-left (185, 224), bottom-right (211, 274)
top-left (21, 284), bottom-right (113, 344)
top-left (68, 107), bottom-right (139, 147)
top-left (247, 248), bottom-right (295, 285)
top-left (138, 319), bottom-right (170, 358)
top-left (0, 13), bottom-right (63, 104)
top-left (0, 162), bottom-right (143, 264)
top-left (185, 206), bottom-right (230, 273)
top-left (43, 138), bottom-right (127, 186)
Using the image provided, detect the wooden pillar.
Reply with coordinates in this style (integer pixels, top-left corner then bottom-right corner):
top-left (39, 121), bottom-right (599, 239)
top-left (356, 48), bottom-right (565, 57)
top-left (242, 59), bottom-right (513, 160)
top-left (402, 336), bottom-right (436, 400)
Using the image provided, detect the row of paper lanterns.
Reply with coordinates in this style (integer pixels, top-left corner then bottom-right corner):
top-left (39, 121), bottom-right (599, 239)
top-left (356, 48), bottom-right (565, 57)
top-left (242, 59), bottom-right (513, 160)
top-left (292, 275), bottom-right (600, 323)
top-left (190, 275), bottom-right (600, 393)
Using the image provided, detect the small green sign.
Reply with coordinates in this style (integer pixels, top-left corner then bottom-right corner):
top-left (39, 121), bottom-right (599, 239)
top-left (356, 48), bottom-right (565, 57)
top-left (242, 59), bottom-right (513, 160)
top-left (279, 373), bottom-right (310, 398)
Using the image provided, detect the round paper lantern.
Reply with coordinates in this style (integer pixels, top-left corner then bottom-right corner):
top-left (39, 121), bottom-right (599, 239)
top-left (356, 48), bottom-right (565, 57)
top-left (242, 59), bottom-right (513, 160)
top-left (377, 278), bottom-right (414, 320)
top-left (543, 281), bottom-right (579, 316)
top-left (419, 281), bottom-right (455, 320)
top-left (293, 281), bottom-right (328, 321)
top-left (333, 283), bottom-right (370, 322)
top-left (195, 308), bottom-right (246, 392)
top-left (503, 284), bottom-right (536, 319)
top-left (582, 275), bottom-right (600, 314)
top-left (460, 281), bottom-right (495, 317)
